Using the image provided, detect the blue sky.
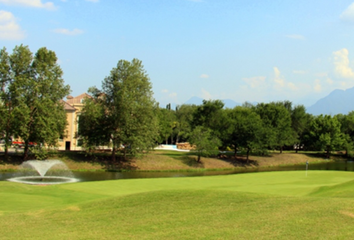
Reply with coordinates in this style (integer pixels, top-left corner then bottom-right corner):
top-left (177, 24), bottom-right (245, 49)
top-left (1, 0), bottom-right (354, 107)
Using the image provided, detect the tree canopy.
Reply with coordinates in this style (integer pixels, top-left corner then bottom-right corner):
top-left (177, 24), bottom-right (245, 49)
top-left (0, 45), bottom-right (70, 159)
top-left (79, 59), bottom-right (158, 162)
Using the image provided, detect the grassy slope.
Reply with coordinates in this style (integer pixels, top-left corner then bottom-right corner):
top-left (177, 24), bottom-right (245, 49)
top-left (0, 151), bottom-right (332, 172)
top-left (1, 171), bottom-right (354, 239)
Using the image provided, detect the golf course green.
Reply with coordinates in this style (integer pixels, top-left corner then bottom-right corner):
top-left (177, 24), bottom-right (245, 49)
top-left (1, 170), bottom-right (354, 239)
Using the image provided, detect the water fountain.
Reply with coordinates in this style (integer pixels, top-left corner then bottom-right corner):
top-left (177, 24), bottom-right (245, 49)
top-left (7, 160), bottom-right (79, 185)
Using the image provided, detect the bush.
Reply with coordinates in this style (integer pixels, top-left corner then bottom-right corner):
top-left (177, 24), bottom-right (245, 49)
top-left (31, 147), bottom-right (48, 160)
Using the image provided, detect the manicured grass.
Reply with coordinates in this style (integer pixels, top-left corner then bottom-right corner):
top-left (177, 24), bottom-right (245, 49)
top-left (1, 171), bottom-right (354, 239)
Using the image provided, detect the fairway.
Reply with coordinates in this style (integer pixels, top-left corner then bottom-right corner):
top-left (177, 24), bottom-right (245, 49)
top-left (1, 171), bottom-right (354, 239)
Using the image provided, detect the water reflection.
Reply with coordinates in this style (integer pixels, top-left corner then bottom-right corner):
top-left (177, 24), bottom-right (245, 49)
top-left (1, 161), bottom-right (354, 182)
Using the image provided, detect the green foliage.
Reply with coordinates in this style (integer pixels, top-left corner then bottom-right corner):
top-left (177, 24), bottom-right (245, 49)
top-left (0, 45), bottom-right (70, 160)
top-left (157, 108), bottom-right (176, 144)
top-left (255, 102), bottom-right (295, 152)
top-left (30, 146), bottom-right (48, 160)
top-left (79, 59), bottom-right (159, 161)
top-left (174, 104), bottom-right (196, 143)
top-left (189, 126), bottom-right (221, 162)
top-left (226, 106), bottom-right (264, 160)
top-left (307, 115), bottom-right (344, 158)
top-left (192, 100), bottom-right (230, 142)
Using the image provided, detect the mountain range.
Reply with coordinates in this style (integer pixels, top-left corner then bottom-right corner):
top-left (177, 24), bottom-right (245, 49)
top-left (166, 86), bottom-right (354, 115)
top-left (306, 86), bottom-right (354, 116)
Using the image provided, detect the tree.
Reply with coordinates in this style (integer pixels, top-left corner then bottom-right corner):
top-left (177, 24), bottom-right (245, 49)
top-left (189, 126), bottom-right (221, 162)
top-left (0, 47), bottom-right (16, 159)
top-left (308, 115), bottom-right (343, 158)
top-left (79, 59), bottom-right (159, 162)
top-left (157, 108), bottom-right (176, 144)
top-left (0, 45), bottom-right (70, 160)
top-left (290, 104), bottom-right (310, 152)
top-left (192, 100), bottom-right (230, 144)
top-left (226, 106), bottom-right (264, 162)
top-left (255, 102), bottom-right (295, 153)
top-left (335, 112), bottom-right (354, 156)
top-left (174, 104), bottom-right (196, 143)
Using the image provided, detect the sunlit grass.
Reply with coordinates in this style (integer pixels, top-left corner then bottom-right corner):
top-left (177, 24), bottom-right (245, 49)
top-left (1, 171), bottom-right (354, 239)
top-left (0, 150), bottom-right (335, 172)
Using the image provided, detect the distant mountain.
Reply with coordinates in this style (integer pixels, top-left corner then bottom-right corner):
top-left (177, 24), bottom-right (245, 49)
top-left (307, 86), bottom-right (354, 115)
top-left (183, 97), bottom-right (240, 109)
top-left (222, 99), bottom-right (240, 108)
top-left (184, 96), bottom-right (204, 105)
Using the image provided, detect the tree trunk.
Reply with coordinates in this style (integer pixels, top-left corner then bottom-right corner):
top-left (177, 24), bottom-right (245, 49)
top-left (23, 141), bottom-right (29, 160)
top-left (176, 133), bottom-right (180, 144)
top-left (246, 149), bottom-right (250, 164)
top-left (111, 146), bottom-right (116, 163)
top-left (326, 147), bottom-right (330, 159)
top-left (4, 138), bottom-right (9, 160)
top-left (234, 148), bottom-right (238, 158)
top-left (123, 147), bottom-right (127, 161)
top-left (4, 144), bottom-right (8, 160)
top-left (197, 154), bottom-right (201, 163)
top-left (280, 146), bottom-right (283, 154)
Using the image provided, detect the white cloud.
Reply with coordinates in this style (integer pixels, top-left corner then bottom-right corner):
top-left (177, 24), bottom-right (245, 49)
top-left (340, 2), bottom-right (354, 22)
top-left (242, 76), bottom-right (266, 88)
top-left (273, 67), bottom-right (298, 91)
top-left (53, 28), bottom-right (84, 36)
top-left (314, 79), bottom-right (322, 92)
top-left (286, 34), bottom-right (305, 40)
top-left (200, 74), bottom-right (209, 79)
top-left (287, 82), bottom-right (296, 91)
top-left (326, 78), bottom-right (334, 85)
top-left (161, 89), bottom-right (169, 93)
top-left (314, 72), bottom-right (328, 77)
top-left (333, 48), bottom-right (354, 78)
top-left (201, 88), bottom-right (211, 100)
top-left (0, 11), bottom-right (25, 40)
top-left (0, 0), bottom-right (56, 10)
top-left (169, 93), bottom-right (177, 98)
top-left (273, 67), bottom-right (285, 88)
top-left (293, 70), bottom-right (307, 74)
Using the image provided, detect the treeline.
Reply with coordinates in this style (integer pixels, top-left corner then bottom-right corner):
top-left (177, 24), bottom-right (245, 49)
top-left (157, 100), bottom-right (354, 160)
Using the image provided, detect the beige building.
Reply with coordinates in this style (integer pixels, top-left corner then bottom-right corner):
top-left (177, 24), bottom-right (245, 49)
top-left (58, 93), bottom-right (91, 151)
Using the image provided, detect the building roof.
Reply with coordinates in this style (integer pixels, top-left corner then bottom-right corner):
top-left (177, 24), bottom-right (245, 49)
top-left (66, 93), bottom-right (92, 105)
top-left (60, 100), bottom-right (76, 111)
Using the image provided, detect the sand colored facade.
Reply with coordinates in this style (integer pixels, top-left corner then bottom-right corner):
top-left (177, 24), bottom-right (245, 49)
top-left (57, 93), bottom-right (91, 151)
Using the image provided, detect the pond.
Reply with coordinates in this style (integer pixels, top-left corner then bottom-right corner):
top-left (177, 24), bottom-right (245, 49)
top-left (0, 162), bottom-right (354, 181)
top-left (1, 161), bottom-right (354, 183)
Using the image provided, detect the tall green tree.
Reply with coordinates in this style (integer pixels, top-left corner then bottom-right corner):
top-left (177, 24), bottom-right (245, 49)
top-left (157, 108), bottom-right (176, 144)
top-left (79, 59), bottom-right (159, 162)
top-left (0, 47), bottom-right (16, 159)
top-left (192, 100), bottom-right (230, 144)
top-left (174, 104), bottom-right (196, 143)
top-left (226, 106), bottom-right (264, 162)
top-left (335, 112), bottom-right (354, 156)
top-left (308, 115), bottom-right (343, 158)
top-left (0, 45), bottom-right (70, 160)
top-left (290, 104), bottom-right (310, 152)
top-left (255, 102), bottom-right (295, 153)
top-left (189, 126), bottom-right (221, 162)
